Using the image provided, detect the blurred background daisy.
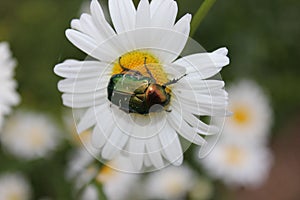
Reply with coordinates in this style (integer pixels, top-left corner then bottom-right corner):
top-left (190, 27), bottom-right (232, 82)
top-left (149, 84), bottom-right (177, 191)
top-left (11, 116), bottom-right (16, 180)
top-left (220, 80), bottom-right (272, 145)
top-left (0, 0), bottom-right (300, 199)
top-left (1, 111), bottom-right (60, 160)
top-left (0, 42), bottom-right (20, 131)
top-left (0, 172), bottom-right (32, 200)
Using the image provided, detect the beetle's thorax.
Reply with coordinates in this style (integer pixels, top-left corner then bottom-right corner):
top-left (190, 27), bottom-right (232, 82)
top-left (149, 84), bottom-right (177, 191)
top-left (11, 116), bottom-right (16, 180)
top-left (146, 84), bottom-right (168, 105)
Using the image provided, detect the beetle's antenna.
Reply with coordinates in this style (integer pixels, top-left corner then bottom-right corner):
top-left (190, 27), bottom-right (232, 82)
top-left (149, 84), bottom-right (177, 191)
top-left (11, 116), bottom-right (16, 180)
top-left (119, 57), bottom-right (142, 76)
top-left (144, 57), bottom-right (155, 80)
top-left (163, 74), bottom-right (187, 87)
top-left (119, 57), bottom-right (130, 71)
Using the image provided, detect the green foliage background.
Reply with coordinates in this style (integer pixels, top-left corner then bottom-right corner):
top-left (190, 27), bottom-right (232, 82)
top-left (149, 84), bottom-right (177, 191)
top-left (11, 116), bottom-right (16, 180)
top-left (0, 0), bottom-right (299, 199)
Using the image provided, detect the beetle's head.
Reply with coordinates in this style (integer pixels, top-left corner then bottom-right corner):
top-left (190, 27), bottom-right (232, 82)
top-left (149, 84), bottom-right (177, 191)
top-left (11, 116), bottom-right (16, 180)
top-left (146, 84), bottom-right (169, 106)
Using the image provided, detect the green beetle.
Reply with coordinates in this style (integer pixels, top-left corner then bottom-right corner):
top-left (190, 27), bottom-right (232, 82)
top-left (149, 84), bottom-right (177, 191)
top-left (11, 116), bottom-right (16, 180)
top-left (107, 57), bottom-right (186, 114)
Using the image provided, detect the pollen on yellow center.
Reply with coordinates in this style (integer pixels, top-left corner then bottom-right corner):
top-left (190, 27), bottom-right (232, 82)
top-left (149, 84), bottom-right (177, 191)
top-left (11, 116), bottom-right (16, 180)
top-left (112, 51), bottom-right (169, 85)
top-left (224, 146), bottom-right (245, 165)
top-left (165, 177), bottom-right (183, 196)
top-left (29, 128), bottom-right (45, 147)
top-left (231, 105), bottom-right (251, 125)
top-left (96, 165), bottom-right (116, 183)
top-left (7, 192), bottom-right (22, 200)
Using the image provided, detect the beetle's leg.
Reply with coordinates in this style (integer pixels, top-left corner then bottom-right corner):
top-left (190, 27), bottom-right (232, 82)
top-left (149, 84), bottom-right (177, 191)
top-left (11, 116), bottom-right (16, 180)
top-left (143, 57), bottom-right (155, 80)
top-left (165, 109), bottom-right (172, 113)
top-left (119, 57), bottom-right (142, 76)
top-left (163, 74), bottom-right (187, 87)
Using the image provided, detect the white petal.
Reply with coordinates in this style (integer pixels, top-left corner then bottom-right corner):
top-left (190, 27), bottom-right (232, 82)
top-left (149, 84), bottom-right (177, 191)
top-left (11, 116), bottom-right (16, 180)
top-left (0, 81), bottom-right (20, 105)
top-left (0, 65), bottom-right (14, 79)
top-left (71, 19), bottom-right (82, 31)
top-left (90, 0), bottom-right (106, 20)
top-left (57, 75), bottom-right (109, 93)
top-left (173, 89), bottom-right (228, 107)
top-left (158, 124), bottom-right (183, 166)
top-left (92, 109), bottom-right (115, 148)
top-left (174, 48), bottom-right (230, 79)
top-left (91, 125), bottom-right (106, 148)
top-left (54, 60), bottom-right (109, 79)
top-left (66, 29), bottom-right (98, 58)
top-left (109, 0), bottom-right (136, 33)
top-left (150, 0), bottom-right (177, 28)
top-left (90, 0), bottom-right (116, 39)
top-left (92, 28), bottom-right (188, 63)
top-left (0, 104), bottom-right (11, 115)
top-left (175, 79), bottom-right (225, 92)
top-left (136, 0), bottom-right (151, 28)
top-left (213, 47), bottom-right (228, 56)
top-left (183, 100), bottom-right (228, 116)
top-left (145, 136), bottom-right (164, 169)
top-left (149, 29), bottom-right (189, 64)
top-left (66, 29), bottom-right (119, 62)
top-left (143, 154), bottom-right (152, 167)
top-left (110, 107), bottom-right (137, 134)
top-left (78, 13), bottom-right (105, 42)
top-left (182, 112), bottom-right (219, 135)
top-left (172, 94), bottom-right (228, 116)
top-left (101, 127), bottom-right (129, 159)
top-left (167, 108), bottom-right (207, 145)
top-left (77, 104), bottom-right (106, 133)
top-left (128, 138), bottom-right (145, 170)
top-left (61, 91), bottom-right (106, 108)
top-left (173, 13), bottom-right (191, 36)
top-left (89, 0), bottom-right (119, 55)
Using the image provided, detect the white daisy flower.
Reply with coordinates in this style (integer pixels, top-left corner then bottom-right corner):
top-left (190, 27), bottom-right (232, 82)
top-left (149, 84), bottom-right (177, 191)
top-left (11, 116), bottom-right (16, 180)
top-left (80, 185), bottom-right (99, 200)
top-left (0, 42), bottom-right (20, 130)
top-left (67, 143), bottom-right (138, 199)
top-left (221, 80), bottom-right (272, 145)
top-left (189, 177), bottom-right (214, 200)
top-left (65, 128), bottom-right (99, 188)
top-left (0, 111), bottom-right (60, 160)
top-left (144, 165), bottom-right (195, 200)
top-left (66, 137), bottom-right (100, 189)
top-left (54, 0), bottom-right (230, 171)
top-left (66, 146), bottom-right (98, 187)
top-left (0, 172), bottom-right (31, 200)
top-left (201, 139), bottom-right (273, 188)
top-left (96, 156), bottom-right (139, 200)
top-left (63, 111), bottom-right (98, 146)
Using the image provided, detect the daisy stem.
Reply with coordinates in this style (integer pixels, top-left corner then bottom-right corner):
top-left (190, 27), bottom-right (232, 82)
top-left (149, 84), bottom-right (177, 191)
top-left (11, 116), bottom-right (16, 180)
top-left (190, 0), bottom-right (217, 37)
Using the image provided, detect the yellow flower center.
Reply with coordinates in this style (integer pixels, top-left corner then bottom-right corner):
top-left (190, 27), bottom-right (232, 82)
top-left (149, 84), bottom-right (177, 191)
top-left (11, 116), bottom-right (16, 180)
top-left (7, 192), bottom-right (22, 200)
top-left (231, 105), bottom-right (251, 125)
top-left (224, 146), bottom-right (245, 165)
top-left (96, 165), bottom-right (116, 183)
top-left (29, 128), bottom-right (45, 147)
top-left (165, 176), bottom-right (184, 196)
top-left (112, 51), bottom-right (168, 85)
top-left (78, 130), bottom-right (92, 145)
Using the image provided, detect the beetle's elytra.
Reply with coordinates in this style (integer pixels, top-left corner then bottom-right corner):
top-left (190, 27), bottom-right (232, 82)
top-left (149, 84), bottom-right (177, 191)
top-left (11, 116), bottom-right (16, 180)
top-left (107, 57), bottom-right (185, 115)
